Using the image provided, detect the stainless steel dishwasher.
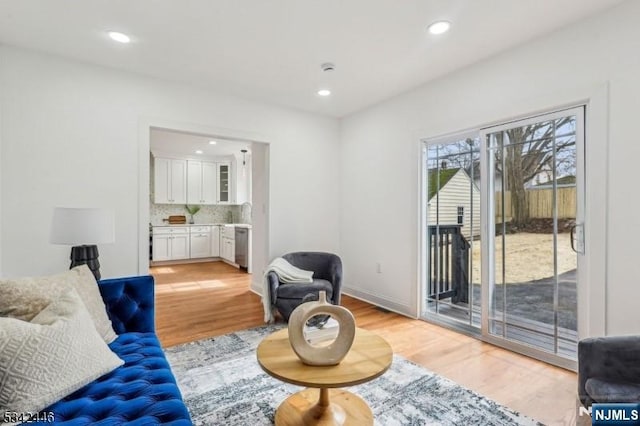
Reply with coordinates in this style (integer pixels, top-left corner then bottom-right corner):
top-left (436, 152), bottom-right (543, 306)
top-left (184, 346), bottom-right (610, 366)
top-left (235, 227), bottom-right (248, 269)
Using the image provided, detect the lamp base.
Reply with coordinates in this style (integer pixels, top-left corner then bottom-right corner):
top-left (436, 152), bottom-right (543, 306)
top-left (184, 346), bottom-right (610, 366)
top-left (70, 245), bottom-right (101, 281)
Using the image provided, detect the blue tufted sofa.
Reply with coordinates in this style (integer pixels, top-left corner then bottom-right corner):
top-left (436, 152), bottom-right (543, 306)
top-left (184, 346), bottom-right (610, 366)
top-left (28, 275), bottom-right (192, 425)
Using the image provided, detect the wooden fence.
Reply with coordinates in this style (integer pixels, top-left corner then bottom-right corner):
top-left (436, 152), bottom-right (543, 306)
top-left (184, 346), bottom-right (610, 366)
top-left (496, 186), bottom-right (576, 220)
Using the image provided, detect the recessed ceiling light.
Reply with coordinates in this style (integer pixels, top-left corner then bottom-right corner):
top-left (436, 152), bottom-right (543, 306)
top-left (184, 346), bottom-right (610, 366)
top-left (108, 31), bottom-right (131, 43)
top-left (209, 140), bottom-right (217, 145)
top-left (317, 89), bottom-right (331, 97)
top-left (427, 21), bottom-right (451, 35)
top-left (195, 150), bottom-right (203, 154)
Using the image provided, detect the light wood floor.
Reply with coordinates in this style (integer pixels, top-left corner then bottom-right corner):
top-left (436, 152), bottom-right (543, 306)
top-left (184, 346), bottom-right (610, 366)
top-left (151, 261), bottom-right (578, 425)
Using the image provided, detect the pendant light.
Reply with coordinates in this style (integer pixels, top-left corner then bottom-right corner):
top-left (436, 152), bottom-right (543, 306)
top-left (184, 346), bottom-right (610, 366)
top-left (241, 149), bottom-right (248, 177)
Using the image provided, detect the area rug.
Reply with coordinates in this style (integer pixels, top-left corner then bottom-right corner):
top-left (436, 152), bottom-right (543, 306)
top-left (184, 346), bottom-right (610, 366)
top-left (165, 325), bottom-right (541, 425)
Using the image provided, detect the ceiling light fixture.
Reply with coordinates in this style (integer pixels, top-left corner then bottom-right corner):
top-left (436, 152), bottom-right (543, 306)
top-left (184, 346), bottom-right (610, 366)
top-left (316, 63), bottom-right (335, 97)
top-left (209, 140), bottom-right (217, 145)
top-left (195, 150), bottom-right (203, 154)
top-left (321, 62), bottom-right (335, 72)
top-left (241, 149), bottom-right (248, 177)
top-left (107, 31), bottom-right (131, 43)
top-left (427, 20), bottom-right (451, 35)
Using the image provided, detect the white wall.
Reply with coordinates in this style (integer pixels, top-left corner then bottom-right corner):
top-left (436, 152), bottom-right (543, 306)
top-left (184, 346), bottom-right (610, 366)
top-left (0, 46), bottom-right (340, 279)
top-left (0, 49), bottom-right (3, 277)
top-left (340, 0), bottom-right (640, 336)
top-left (250, 142), bottom-right (269, 291)
top-left (233, 150), bottom-right (252, 205)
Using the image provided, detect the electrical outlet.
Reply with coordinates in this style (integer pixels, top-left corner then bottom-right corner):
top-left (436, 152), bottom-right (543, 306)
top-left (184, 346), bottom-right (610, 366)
top-left (376, 262), bottom-right (382, 273)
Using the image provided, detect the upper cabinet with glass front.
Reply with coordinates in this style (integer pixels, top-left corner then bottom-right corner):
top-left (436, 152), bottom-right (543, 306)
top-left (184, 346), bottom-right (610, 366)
top-left (216, 162), bottom-right (232, 204)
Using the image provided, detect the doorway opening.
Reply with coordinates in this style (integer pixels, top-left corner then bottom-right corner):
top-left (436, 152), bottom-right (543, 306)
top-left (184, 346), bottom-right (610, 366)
top-left (138, 122), bottom-right (270, 346)
top-left (148, 128), bottom-right (254, 272)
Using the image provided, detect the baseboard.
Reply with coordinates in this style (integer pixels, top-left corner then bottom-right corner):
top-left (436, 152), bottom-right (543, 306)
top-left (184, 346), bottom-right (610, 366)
top-left (342, 285), bottom-right (417, 319)
top-left (150, 257), bottom-right (222, 266)
top-left (222, 259), bottom-right (240, 268)
top-left (249, 281), bottom-right (417, 320)
top-left (250, 279), bottom-right (263, 296)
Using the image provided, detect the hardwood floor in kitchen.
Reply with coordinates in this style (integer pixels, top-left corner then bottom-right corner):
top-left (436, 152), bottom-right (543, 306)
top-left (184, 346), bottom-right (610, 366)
top-left (151, 261), bottom-right (578, 425)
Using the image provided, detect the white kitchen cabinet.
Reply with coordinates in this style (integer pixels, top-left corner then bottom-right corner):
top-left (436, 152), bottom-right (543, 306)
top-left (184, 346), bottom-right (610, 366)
top-left (187, 161), bottom-right (217, 205)
top-left (189, 226), bottom-right (211, 258)
top-left (152, 227), bottom-right (189, 261)
top-left (154, 157), bottom-right (187, 204)
top-left (216, 162), bottom-right (232, 204)
top-left (210, 225), bottom-right (221, 257)
top-left (221, 237), bottom-right (235, 263)
top-left (234, 152), bottom-right (251, 205)
top-left (151, 234), bottom-right (171, 261)
top-left (220, 225), bottom-right (235, 262)
top-left (171, 233), bottom-right (190, 259)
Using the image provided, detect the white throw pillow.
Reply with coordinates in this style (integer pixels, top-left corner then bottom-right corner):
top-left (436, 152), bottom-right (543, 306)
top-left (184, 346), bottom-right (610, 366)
top-left (0, 265), bottom-right (117, 343)
top-left (0, 289), bottom-right (124, 419)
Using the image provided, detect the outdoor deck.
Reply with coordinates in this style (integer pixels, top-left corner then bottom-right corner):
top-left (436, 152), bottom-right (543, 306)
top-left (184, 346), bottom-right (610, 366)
top-left (427, 301), bottom-right (577, 358)
top-left (427, 225), bottom-right (578, 360)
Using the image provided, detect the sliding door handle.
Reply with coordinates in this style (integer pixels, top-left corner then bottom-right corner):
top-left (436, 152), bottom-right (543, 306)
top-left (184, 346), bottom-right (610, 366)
top-left (570, 223), bottom-right (585, 254)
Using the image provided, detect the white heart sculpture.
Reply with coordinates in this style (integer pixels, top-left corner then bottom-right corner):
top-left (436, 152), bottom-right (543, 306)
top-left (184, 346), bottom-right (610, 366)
top-left (288, 291), bottom-right (356, 366)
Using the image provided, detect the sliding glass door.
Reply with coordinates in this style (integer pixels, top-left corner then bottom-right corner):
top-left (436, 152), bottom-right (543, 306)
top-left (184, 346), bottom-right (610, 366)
top-left (422, 106), bottom-right (584, 368)
top-left (422, 133), bottom-right (482, 331)
top-left (481, 107), bottom-right (583, 366)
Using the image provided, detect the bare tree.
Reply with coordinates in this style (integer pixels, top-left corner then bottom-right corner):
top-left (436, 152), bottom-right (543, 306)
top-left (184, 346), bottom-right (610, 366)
top-left (427, 138), bottom-right (480, 171)
top-left (494, 118), bottom-right (575, 228)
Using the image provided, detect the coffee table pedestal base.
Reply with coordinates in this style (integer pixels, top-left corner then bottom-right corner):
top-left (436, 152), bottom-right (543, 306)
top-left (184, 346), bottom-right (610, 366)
top-left (275, 387), bottom-right (372, 426)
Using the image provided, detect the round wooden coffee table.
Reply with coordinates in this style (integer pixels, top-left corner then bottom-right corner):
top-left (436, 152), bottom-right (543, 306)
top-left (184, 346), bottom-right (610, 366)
top-left (256, 327), bottom-right (392, 426)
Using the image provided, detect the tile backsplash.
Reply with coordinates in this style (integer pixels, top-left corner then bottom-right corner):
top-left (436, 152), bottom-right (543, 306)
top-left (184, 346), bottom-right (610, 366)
top-left (150, 204), bottom-right (241, 225)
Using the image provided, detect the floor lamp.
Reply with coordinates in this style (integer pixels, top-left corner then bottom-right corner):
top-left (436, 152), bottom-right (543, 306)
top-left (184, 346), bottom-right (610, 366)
top-left (50, 207), bottom-right (115, 280)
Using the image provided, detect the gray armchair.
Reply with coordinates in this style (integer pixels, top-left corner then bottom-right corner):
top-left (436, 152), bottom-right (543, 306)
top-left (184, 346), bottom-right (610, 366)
top-left (266, 252), bottom-right (343, 321)
top-left (578, 336), bottom-right (640, 407)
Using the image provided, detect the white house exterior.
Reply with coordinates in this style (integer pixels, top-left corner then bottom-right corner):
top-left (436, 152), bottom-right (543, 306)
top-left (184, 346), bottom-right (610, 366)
top-left (427, 168), bottom-right (481, 239)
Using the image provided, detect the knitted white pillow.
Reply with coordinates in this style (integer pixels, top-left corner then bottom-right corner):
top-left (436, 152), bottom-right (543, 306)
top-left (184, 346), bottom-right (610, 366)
top-left (0, 289), bottom-right (123, 419)
top-left (0, 265), bottom-right (117, 343)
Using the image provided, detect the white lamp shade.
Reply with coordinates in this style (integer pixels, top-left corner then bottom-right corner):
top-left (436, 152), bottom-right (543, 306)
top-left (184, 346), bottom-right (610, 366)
top-left (50, 207), bottom-right (115, 245)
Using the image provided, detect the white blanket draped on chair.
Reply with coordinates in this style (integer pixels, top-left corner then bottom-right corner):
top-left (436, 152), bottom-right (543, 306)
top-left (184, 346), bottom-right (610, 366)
top-left (262, 257), bottom-right (314, 323)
